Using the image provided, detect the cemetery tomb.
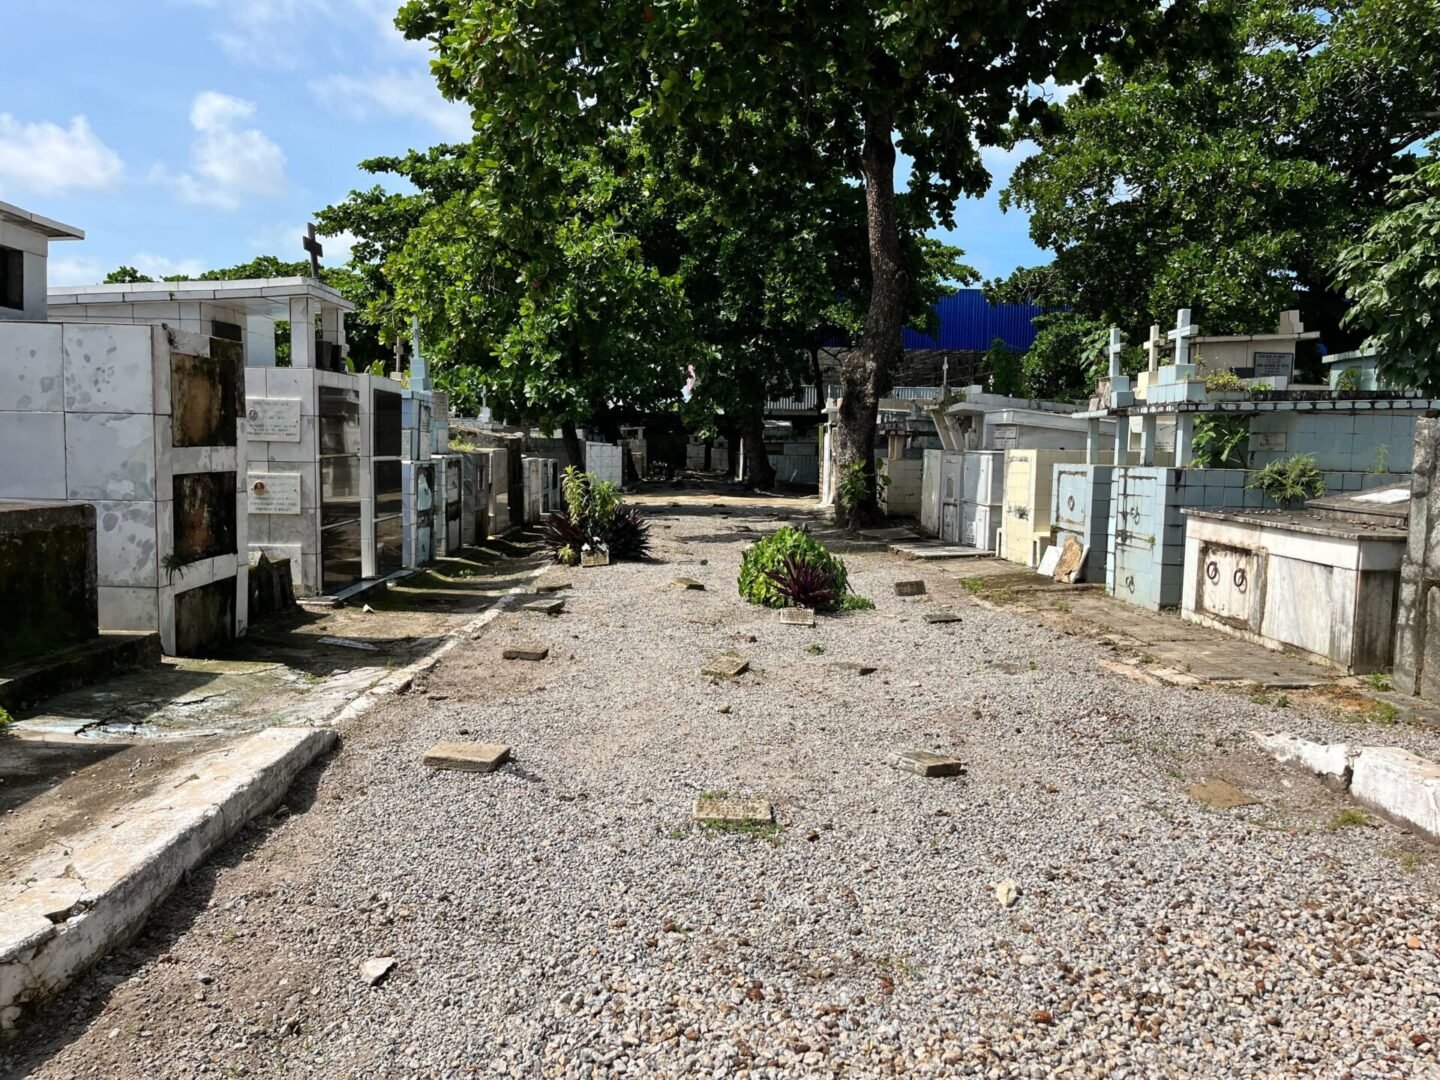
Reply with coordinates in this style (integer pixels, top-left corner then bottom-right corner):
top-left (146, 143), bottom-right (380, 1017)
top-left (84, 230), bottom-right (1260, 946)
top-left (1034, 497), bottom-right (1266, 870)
top-left (919, 449), bottom-right (942, 535)
top-left (0, 318), bottom-right (248, 654)
top-left (372, 385), bottom-right (405, 576)
top-left (1181, 488), bottom-right (1408, 673)
top-left (0, 200), bottom-right (84, 322)
top-left (458, 450), bottom-right (493, 545)
top-left (432, 454), bottom-right (462, 555)
top-left (878, 455), bottom-right (923, 517)
top-left (1394, 419), bottom-right (1440, 699)
top-left (0, 502), bottom-right (98, 666)
top-left (959, 451), bottom-right (1004, 550)
top-left (522, 457), bottom-right (562, 525)
top-left (1106, 466), bottom-right (1403, 612)
top-left (1051, 464), bottom-right (1114, 585)
top-left (1001, 449), bottom-right (1088, 568)
top-left (402, 461), bottom-right (435, 568)
top-left (586, 442), bottom-right (625, 488)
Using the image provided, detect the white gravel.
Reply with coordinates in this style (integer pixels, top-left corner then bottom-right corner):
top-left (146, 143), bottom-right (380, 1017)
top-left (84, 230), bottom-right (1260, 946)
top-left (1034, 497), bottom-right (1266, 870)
top-left (5, 494), bottom-right (1440, 1079)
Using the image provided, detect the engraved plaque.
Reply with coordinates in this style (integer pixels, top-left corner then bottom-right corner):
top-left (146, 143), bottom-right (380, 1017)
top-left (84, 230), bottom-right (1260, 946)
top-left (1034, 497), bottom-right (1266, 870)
top-left (244, 398), bottom-right (302, 441)
top-left (247, 471), bottom-right (302, 514)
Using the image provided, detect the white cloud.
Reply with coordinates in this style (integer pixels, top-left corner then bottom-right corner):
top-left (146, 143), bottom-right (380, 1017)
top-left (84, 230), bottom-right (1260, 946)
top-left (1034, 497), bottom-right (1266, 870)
top-left (311, 71), bottom-right (472, 141)
top-left (178, 0), bottom-right (419, 68)
top-left (47, 255), bottom-right (108, 287)
top-left (46, 251), bottom-right (206, 286)
top-left (155, 91), bottom-right (287, 210)
top-left (0, 114), bottom-right (124, 196)
top-left (981, 139), bottom-right (1039, 187)
top-left (248, 222), bottom-right (357, 265)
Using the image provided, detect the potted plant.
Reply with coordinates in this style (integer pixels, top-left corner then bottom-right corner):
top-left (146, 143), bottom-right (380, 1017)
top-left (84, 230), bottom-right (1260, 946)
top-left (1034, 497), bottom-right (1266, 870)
top-left (1204, 371), bottom-right (1248, 402)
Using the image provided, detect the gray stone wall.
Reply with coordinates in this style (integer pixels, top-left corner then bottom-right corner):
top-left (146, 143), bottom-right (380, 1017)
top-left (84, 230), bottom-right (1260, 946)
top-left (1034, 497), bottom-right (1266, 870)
top-left (1393, 415), bottom-right (1440, 696)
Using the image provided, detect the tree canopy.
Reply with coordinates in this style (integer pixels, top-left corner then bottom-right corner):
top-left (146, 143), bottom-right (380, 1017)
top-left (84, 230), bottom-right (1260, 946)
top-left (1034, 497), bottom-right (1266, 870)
top-left (992, 0), bottom-right (1440, 373)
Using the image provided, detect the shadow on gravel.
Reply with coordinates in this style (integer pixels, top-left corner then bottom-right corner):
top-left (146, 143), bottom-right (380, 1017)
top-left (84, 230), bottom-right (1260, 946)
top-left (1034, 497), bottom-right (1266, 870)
top-left (0, 746), bottom-right (337, 1078)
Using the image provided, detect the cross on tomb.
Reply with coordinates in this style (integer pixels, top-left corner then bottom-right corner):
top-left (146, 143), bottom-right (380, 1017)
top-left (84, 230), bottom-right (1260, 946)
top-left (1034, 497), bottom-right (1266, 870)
top-left (1107, 327), bottom-right (1126, 379)
top-left (1168, 308), bottom-right (1201, 366)
top-left (1144, 324), bottom-right (1164, 374)
top-left (302, 223), bottom-right (324, 279)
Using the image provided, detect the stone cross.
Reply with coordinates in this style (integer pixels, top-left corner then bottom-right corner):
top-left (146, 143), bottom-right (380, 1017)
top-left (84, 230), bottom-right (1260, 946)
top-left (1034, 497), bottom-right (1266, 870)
top-left (1168, 308), bottom-right (1200, 366)
top-left (1144, 324), bottom-right (1163, 374)
top-left (1107, 327), bottom-right (1125, 379)
top-left (303, 223), bottom-right (324, 279)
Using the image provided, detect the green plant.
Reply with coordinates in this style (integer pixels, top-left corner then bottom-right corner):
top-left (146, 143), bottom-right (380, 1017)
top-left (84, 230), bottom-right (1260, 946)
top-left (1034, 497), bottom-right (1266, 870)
top-left (557, 545), bottom-right (579, 567)
top-left (543, 467), bottom-right (649, 563)
top-left (838, 460), bottom-right (887, 513)
top-left (161, 549), bottom-right (195, 585)
top-left (1248, 383), bottom-right (1274, 394)
top-left (1371, 444), bottom-right (1391, 475)
top-left (1336, 368), bottom-right (1361, 392)
top-left (738, 526), bottom-right (853, 612)
top-left (839, 594), bottom-right (875, 612)
top-left (0, 704), bottom-right (13, 730)
top-left (1190, 415), bottom-right (1249, 468)
top-left (1327, 808), bottom-right (1370, 832)
top-left (1363, 673), bottom-right (1394, 692)
top-left (805, 643), bottom-right (825, 655)
top-left (1204, 371), bottom-right (1245, 393)
top-left (1245, 454), bottom-right (1326, 506)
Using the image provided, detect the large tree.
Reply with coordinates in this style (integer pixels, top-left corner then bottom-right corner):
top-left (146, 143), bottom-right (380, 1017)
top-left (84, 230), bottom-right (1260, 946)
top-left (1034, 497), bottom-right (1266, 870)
top-left (994, 0), bottom-right (1440, 356)
top-left (1336, 148), bottom-right (1440, 392)
top-left (396, 0), bottom-right (1224, 526)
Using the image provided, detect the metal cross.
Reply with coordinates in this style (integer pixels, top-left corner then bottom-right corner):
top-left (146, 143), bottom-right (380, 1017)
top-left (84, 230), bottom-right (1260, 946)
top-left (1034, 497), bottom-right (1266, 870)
top-left (1168, 308), bottom-right (1200, 366)
top-left (302, 223), bottom-right (324, 279)
top-left (1144, 324), bottom-right (1163, 374)
top-left (1107, 327), bottom-right (1126, 379)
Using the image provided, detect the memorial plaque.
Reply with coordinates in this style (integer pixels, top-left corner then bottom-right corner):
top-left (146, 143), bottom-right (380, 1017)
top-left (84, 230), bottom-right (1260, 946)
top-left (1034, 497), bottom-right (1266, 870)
top-left (245, 398), bottom-right (302, 442)
top-left (1252, 431), bottom-right (1287, 452)
top-left (1252, 352), bottom-right (1294, 379)
top-left (247, 471), bottom-right (302, 514)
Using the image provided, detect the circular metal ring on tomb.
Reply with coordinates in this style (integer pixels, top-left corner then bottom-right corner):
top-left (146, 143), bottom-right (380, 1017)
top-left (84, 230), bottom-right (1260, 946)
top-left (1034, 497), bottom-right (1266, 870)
top-left (1206, 561), bottom-right (1220, 583)
top-left (1233, 568), bottom-right (1248, 592)
top-left (1125, 575), bottom-right (1136, 592)
top-left (1067, 495), bottom-right (1076, 511)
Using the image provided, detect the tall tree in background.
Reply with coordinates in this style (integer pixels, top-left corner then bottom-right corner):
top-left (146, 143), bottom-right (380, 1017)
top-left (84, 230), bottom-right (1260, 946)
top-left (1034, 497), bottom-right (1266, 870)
top-left (993, 0), bottom-right (1440, 395)
top-left (397, 0), bottom-right (1224, 526)
top-left (1336, 148), bottom-right (1440, 392)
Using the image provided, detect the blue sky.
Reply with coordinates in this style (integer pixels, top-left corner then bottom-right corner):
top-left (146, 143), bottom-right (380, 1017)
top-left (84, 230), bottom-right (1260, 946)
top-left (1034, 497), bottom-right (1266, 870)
top-left (0, 0), bottom-right (1045, 287)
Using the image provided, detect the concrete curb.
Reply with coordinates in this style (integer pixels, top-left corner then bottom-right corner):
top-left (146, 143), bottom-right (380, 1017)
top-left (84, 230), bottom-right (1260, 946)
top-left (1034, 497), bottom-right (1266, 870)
top-left (0, 726), bottom-right (336, 1032)
top-left (1253, 730), bottom-right (1440, 840)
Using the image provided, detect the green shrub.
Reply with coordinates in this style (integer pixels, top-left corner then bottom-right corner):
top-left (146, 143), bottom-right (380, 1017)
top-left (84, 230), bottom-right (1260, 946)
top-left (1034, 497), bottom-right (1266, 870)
top-left (1204, 371), bottom-right (1245, 393)
top-left (1245, 454), bottom-right (1326, 506)
top-left (739, 527), bottom-right (852, 611)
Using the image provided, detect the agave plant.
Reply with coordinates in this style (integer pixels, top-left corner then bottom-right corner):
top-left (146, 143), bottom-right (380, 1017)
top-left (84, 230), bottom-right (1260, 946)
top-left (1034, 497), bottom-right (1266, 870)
top-left (541, 511), bottom-right (588, 563)
top-left (763, 553), bottom-right (842, 611)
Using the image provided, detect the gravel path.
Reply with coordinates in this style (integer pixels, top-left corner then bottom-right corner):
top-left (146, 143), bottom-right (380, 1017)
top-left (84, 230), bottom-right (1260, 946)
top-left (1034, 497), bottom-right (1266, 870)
top-left (5, 494), bottom-right (1439, 1079)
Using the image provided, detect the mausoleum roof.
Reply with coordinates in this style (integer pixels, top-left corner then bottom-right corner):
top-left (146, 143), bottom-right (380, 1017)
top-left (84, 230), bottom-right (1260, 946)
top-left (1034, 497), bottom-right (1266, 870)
top-left (0, 199), bottom-right (84, 240)
top-left (47, 276), bottom-right (354, 314)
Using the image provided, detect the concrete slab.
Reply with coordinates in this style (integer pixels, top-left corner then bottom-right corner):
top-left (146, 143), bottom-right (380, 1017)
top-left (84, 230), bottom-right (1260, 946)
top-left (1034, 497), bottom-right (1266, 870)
top-left (692, 795), bottom-right (773, 826)
top-left (779, 608), bottom-right (816, 627)
top-left (672, 578), bottom-right (706, 591)
top-left (1351, 747), bottom-right (1440, 841)
top-left (830, 662), bottom-right (877, 676)
top-left (422, 742), bottom-right (511, 773)
top-left (701, 655), bottom-right (750, 678)
top-left (889, 750), bottom-right (966, 777)
top-left (502, 646), bottom-right (549, 662)
top-left (1253, 731), bottom-right (1353, 785)
top-left (0, 726), bottom-right (336, 1032)
top-left (923, 610), bottom-right (962, 624)
top-left (894, 580), bottom-right (927, 597)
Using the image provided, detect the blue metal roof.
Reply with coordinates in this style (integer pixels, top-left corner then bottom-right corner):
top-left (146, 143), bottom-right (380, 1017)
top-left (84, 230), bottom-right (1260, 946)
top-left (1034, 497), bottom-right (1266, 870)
top-left (902, 289), bottom-right (1052, 351)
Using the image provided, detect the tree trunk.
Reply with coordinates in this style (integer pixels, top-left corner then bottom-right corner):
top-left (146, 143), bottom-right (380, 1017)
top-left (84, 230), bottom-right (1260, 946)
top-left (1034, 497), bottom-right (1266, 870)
top-left (560, 418), bottom-right (583, 470)
top-left (836, 107), bottom-right (908, 530)
top-left (740, 411), bottom-right (776, 490)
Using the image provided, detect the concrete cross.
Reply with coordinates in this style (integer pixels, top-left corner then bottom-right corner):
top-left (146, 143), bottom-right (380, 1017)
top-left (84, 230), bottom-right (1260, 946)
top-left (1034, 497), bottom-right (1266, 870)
top-left (1107, 327), bottom-right (1125, 379)
top-left (1168, 308), bottom-right (1200, 366)
top-left (1144, 324), bottom-right (1164, 373)
top-left (303, 223), bottom-right (324, 279)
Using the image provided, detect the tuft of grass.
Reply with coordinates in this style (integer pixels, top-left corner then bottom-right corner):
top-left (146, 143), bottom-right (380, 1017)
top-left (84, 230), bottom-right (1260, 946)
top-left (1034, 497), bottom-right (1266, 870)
top-left (0, 704), bottom-right (12, 730)
top-left (1362, 673), bottom-right (1394, 692)
top-left (1383, 849), bottom-right (1425, 874)
top-left (1275, 694), bottom-right (1291, 708)
top-left (805, 643), bottom-right (825, 655)
top-left (1368, 700), bottom-right (1401, 725)
top-left (1327, 808), bottom-right (1370, 832)
top-left (959, 578), bottom-right (985, 595)
top-left (839, 594), bottom-right (875, 612)
top-left (1250, 693), bottom-right (1272, 706)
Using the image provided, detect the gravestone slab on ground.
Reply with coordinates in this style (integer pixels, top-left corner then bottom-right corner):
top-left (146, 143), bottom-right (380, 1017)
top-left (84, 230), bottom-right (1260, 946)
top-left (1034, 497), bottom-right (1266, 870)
top-left (924, 610), bottom-right (962, 624)
top-left (1052, 535), bottom-right (1087, 584)
top-left (1036, 544), bottom-right (1063, 578)
top-left (422, 742), bottom-right (511, 773)
top-left (692, 794), bottom-right (774, 825)
top-left (673, 577), bottom-right (706, 591)
top-left (894, 580), bottom-right (927, 597)
top-left (535, 581), bottom-right (572, 593)
top-left (889, 750), bottom-right (966, 777)
top-left (779, 608), bottom-right (816, 627)
top-left (503, 646), bottom-right (549, 662)
top-left (1188, 778), bottom-right (1258, 809)
top-left (701, 655), bottom-right (750, 678)
top-left (519, 597), bottom-right (565, 615)
top-left (830, 662), bottom-right (878, 676)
